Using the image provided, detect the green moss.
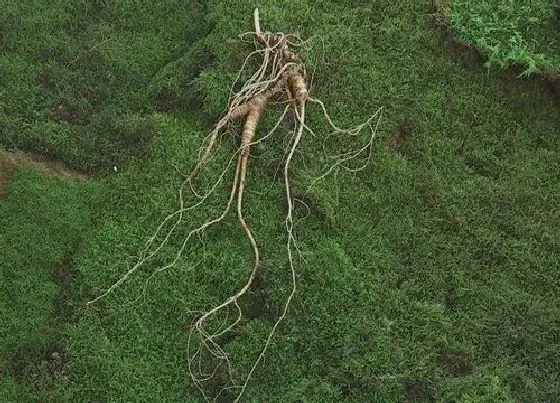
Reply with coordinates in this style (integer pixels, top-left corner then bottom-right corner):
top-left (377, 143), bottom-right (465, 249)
top-left (0, 0), bottom-right (210, 173)
top-left (2, 1), bottom-right (560, 401)
top-left (445, 0), bottom-right (560, 75)
top-left (0, 168), bottom-right (97, 400)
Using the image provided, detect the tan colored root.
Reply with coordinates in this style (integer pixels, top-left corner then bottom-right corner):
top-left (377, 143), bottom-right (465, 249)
top-left (287, 71), bottom-right (308, 101)
top-left (185, 15), bottom-right (311, 402)
top-left (192, 67), bottom-right (310, 401)
top-left (187, 20), bottom-right (291, 199)
top-left (89, 8), bottom-right (383, 403)
top-left (253, 8), bottom-right (265, 45)
top-left (88, 17), bottom-right (288, 307)
top-left (233, 100), bottom-right (306, 402)
top-left (188, 87), bottom-right (268, 400)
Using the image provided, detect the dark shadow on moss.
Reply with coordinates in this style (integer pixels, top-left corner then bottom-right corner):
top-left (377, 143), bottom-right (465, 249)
top-left (147, 40), bottom-right (214, 113)
top-left (52, 243), bottom-right (88, 324)
top-left (437, 349), bottom-right (474, 378)
top-left (386, 123), bottom-right (420, 161)
top-left (244, 263), bottom-right (269, 320)
top-left (4, 342), bottom-right (67, 389)
top-left (0, 153), bottom-right (16, 200)
top-left (404, 378), bottom-right (435, 402)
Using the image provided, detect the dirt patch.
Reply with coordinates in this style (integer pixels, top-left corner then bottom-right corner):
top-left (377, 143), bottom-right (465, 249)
top-left (386, 124), bottom-right (417, 159)
top-left (404, 378), bottom-right (435, 402)
top-left (5, 344), bottom-right (67, 387)
top-left (0, 153), bottom-right (17, 199)
top-left (545, 72), bottom-right (560, 101)
top-left (437, 349), bottom-right (473, 377)
top-left (53, 100), bottom-right (76, 125)
top-left (245, 264), bottom-right (269, 319)
top-left (0, 150), bottom-right (89, 183)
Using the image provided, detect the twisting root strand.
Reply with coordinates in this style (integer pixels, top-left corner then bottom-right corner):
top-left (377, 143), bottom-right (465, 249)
top-left (306, 106), bottom-right (384, 193)
top-left (88, 7), bottom-right (382, 402)
top-left (233, 99), bottom-right (306, 402)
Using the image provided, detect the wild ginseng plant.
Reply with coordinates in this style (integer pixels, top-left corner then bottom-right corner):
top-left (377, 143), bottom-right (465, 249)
top-left (89, 9), bottom-right (383, 402)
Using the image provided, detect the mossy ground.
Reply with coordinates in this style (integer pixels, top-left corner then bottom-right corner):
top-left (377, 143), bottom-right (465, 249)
top-left (443, 0), bottom-right (560, 75)
top-left (1, 1), bottom-right (559, 402)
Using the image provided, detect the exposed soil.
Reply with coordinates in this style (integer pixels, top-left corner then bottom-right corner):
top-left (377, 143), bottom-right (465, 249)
top-left (404, 378), bottom-right (435, 402)
top-left (0, 153), bottom-right (17, 200)
top-left (0, 150), bottom-right (89, 188)
top-left (6, 344), bottom-right (67, 388)
top-left (386, 123), bottom-right (416, 159)
top-left (437, 349), bottom-right (474, 377)
top-left (246, 264), bottom-right (269, 319)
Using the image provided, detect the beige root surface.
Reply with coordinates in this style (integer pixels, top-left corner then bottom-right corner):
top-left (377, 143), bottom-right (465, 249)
top-left (89, 8), bottom-right (383, 402)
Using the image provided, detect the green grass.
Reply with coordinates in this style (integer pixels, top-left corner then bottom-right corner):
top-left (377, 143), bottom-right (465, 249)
top-left (444, 0), bottom-right (560, 75)
top-left (0, 169), bottom-right (97, 401)
top-left (1, 0), bottom-right (560, 402)
top-left (0, 0), bottom-right (209, 173)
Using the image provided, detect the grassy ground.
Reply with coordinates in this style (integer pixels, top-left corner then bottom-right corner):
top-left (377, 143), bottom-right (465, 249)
top-left (443, 0), bottom-right (560, 75)
top-left (1, 1), bottom-right (560, 402)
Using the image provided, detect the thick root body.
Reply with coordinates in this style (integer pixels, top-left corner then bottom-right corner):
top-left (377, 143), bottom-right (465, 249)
top-left (89, 7), bottom-right (382, 403)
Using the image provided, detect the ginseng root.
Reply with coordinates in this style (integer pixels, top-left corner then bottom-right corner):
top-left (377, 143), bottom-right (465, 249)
top-left (89, 8), bottom-right (383, 402)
